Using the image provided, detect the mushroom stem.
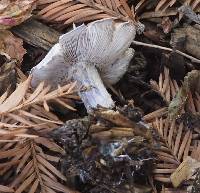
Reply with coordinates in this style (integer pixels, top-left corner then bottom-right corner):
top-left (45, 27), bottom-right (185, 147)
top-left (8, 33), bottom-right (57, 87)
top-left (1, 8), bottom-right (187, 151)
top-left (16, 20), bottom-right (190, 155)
top-left (73, 62), bottom-right (114, 112)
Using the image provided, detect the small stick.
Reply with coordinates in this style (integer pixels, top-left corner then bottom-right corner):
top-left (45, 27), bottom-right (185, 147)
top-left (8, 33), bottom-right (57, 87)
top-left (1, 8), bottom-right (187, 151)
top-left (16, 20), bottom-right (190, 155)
top-left (132, 40), bottom-right (200, 64)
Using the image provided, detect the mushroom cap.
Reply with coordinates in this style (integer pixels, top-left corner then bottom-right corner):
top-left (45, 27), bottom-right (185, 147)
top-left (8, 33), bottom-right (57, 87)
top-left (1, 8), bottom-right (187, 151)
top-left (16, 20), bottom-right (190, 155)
top-left (59, 18), bottom-right (136, 68)
top-left (30, 43), bottom-right (71, 88)
top-left (100, 48), bottom-right (134, 85)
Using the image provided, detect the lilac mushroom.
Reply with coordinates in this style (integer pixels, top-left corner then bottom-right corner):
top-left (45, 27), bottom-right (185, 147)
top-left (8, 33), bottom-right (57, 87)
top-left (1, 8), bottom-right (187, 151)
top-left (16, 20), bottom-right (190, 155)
top-left (31, 18), bottom-right (136, 112)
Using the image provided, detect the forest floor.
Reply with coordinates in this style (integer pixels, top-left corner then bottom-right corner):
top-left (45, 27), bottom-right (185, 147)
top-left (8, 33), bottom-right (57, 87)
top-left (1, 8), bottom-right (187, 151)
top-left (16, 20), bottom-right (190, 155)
top-left (0, 0), bottom-right (200, 193)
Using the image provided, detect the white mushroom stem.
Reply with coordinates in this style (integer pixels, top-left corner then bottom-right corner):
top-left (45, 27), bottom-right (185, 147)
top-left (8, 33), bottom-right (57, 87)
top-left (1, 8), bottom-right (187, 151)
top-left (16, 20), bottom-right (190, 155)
top-left (72, 62), bottom-right (114, 111)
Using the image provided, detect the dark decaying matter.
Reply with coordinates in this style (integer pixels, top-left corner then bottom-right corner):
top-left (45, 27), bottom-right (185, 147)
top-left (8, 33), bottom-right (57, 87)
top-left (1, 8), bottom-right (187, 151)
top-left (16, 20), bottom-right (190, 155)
top-left (51, 105), bottom-right (157, 193)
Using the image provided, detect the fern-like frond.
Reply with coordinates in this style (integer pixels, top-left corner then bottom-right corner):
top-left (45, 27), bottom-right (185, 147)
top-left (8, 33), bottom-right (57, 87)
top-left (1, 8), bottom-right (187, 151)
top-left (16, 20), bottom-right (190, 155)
top-left (0, 76), bottom-right (77, 137)
top-left (0, 138), bottom-right (77, 193)
top-left (37, 0), bottom-right (135, 26)
top-left (0, 75), bottom-right (79, 192)
top-left (147, 67), bottom-right (200, 121)
top-left (144, 67), bottom-right (179, 122)
top-left (0, 76), bottom-right (77, 114)
top-left (152, 118), bottom-right (194, 183)
top-left (136, 0), bottom-right (200, 19)
top-left (143, 0), bottom-right (199, 12)
top-left (0, 185), bottom-right (14, 192)
top-left (150, 67), bottom-right (180, 104)
top-left (145, 67), bottom-right (200, 185)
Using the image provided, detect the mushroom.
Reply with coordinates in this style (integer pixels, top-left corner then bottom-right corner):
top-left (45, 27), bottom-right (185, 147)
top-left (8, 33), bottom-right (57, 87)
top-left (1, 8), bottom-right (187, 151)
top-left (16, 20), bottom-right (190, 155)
top-left (31, 18), bottom-right (136, 112)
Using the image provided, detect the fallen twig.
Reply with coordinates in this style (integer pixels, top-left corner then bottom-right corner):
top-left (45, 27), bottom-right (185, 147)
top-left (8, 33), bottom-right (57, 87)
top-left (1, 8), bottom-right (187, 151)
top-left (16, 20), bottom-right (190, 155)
top-left (132, 40), bottom-right (200, 64)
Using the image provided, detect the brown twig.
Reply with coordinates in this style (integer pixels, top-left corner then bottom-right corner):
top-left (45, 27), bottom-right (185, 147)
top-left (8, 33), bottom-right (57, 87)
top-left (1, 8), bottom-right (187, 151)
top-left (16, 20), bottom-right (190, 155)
top-left (132, 40), bottom-right (200, 64)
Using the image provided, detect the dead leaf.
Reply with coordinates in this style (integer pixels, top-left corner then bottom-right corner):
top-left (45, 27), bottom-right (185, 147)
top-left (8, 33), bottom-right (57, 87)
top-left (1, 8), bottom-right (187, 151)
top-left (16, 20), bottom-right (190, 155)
top-left (0, 76), bottom-right (31, 114)
top-left (36, 154), bottom-right (66, 181)
top-left (0, 0), bottom-right (36, 29)
top-left (0, 185), bottom-right (14, 192)
top-left (0, 57), bottom-right (16, 95)
top-left (15, 173), bottom-right (35, 193)
top-left (34, 137), bottom-right (65, 154)
top-left (0, 30), bottom-right (26, 63)
top-left (37, 0), bottom-right (136, 27)
top-left (171, 157), bottom-right (200, 188)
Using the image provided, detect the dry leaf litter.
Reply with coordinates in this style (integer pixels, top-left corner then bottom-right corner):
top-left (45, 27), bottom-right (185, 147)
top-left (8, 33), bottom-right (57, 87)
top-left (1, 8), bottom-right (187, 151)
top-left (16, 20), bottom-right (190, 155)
top-left (0, 0), bottom-right (200, 193)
